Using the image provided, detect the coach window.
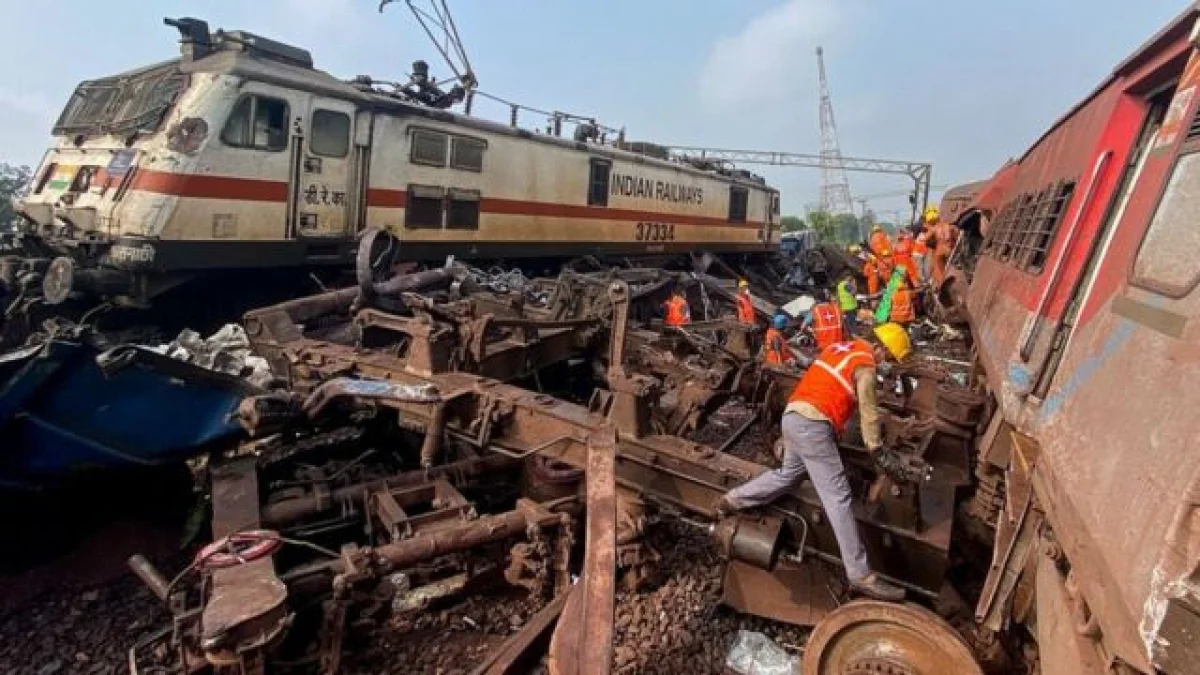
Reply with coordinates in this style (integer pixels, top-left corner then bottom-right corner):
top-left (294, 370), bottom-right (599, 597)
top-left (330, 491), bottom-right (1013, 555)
top-left (1131, 151), bottom-right (1200, 295)
top-left (447, 188), bottom-right (481, 230)
top-left (405, 184), bottom-right (444, 229)
top-left (588, 159), bottom-right (611, 207)
top-left (450, 136), bottom-right (486, 171)
top-left (729, 186), bottom-right (749, 223)
top-left (411, 129), bottom-right (448, 166)
top-left (311, 109), bottom-right (350, 158)
top-left (222, 95), bottom-right (289, 151)
top-left (1025, 182), bottom-right (1075, 272)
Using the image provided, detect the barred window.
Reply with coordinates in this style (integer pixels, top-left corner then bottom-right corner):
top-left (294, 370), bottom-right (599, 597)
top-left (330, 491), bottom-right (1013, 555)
top-left (1022, 182), bottom-right (1075, 272)
top-left (411, 129), bottom-right (448, 166)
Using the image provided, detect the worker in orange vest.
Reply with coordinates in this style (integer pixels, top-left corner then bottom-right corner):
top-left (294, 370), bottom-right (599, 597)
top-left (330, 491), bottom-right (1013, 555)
top-left (717, 323), bottom-right (915, 601)
top-left (868, 224), bottom-right (892, 260)
top-left (890, 279), bottom-right (917, 325)
top-left (663, 289), bottom-right (691, 327)
top-left (912, 217), bottom-right (932, 283)
top-left (762, 314), bottom-right (794, 366)
top-left (808, 297), bottom-right (844, 350)
top-left (927, 210), bottom-right (958, 287)
top-left (735, 279), bottom-right (756, 325)
top-left (863, 254), bottom-right (882, 296)
top-left (893, 231), bottom-right (919, 288)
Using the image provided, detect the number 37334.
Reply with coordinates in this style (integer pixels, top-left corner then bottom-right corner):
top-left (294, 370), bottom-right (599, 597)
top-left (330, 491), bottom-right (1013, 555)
top-left (634, 221), bottom-right (676, 242)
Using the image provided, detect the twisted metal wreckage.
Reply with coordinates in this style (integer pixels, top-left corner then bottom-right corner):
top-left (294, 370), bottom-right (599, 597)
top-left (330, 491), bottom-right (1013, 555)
top-left (126, 235), bottom-right (992, 674)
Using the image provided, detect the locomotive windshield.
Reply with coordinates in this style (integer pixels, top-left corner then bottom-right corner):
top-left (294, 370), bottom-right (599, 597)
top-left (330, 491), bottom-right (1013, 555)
top-left (53, 60), bottom-right (185, 138)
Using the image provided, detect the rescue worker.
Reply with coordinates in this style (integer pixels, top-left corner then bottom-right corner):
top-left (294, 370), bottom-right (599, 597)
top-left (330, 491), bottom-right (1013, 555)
top-left (893, 231), bottom-right (919, 288)
top-left (868, 224), bottom-right (892, 260)
top-left (809, 297), bottom-right (844, 350)
top-left (735, 279), bottom-right (756, 325)
top-left (927, 209), bottom-right (958, 287)
top-left (863, 253), bottom-right (882, 296)
top-left (663, 289), bottom-right (691, 327)
top-left (836, 272), bottom-right (859, 336)
top-left (762, 314), bottom-right (794, 366)
top-left (913, 214), bottom-right (933, 283)
top-left (716, 324), bottom-right (915, 601)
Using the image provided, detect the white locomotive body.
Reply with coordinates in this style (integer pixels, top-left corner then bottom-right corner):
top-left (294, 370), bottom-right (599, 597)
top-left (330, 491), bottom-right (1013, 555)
top-left (12, 19), bottom-right (779, 308)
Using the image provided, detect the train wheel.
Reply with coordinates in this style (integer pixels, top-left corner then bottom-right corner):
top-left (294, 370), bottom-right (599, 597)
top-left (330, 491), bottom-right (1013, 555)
top-left (802, 601), bottom-right (982, 675)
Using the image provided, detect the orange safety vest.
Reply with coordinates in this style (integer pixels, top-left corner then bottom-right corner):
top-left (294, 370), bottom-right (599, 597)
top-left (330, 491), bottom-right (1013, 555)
top-left (890, 285), bottom-right (916, 324)
top-left (933, 222), bottom-right (958, 255)
top-left (763, 327), bottom-right (791, 365)
top-left (863, 259), bottom-right (880, 295)
top-left (870, 231), bottom-right (893, 258)
top-left (736, 291), bottom-right (756, 325)
top-left (664, 296), bottom-right (690, 326)
top-left (788, 339), bottom-right (876, 433)
top-left (811, 302), bottom-right (844, 350)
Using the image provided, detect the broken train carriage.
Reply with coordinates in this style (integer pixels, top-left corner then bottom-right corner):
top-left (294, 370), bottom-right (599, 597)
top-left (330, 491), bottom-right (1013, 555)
top-left (7, 17), bottom-right (779, 330)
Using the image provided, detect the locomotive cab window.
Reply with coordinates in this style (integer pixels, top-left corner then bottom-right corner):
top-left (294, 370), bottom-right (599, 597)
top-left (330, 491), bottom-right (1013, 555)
top-left (411, 129), bottom-right (448, 166)
top-left (729, 186), bottom-right (749, 223)
top-left (222, 95), bottom-right (289, 151)
top-left (450, 137), bottom-right (486, 171)
top-left (406, 184), bottom-right (444, 229)
top-left (588, 159), bottom-right (611, 207)
top-left (1132, 150), bottom-right (1200, 295)
top-left (310, 109), bottom-right (350, 158)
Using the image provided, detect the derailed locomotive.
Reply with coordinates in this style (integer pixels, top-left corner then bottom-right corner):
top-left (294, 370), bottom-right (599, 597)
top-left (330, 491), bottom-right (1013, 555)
top-left (7, 18), bottom-right (777, 315)
top-left (941, 7), bottom-right (1200, 672)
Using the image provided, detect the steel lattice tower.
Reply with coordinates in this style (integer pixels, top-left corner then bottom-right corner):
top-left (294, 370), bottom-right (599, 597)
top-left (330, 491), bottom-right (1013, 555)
top-left (816, 46), bottom-right (854, 216)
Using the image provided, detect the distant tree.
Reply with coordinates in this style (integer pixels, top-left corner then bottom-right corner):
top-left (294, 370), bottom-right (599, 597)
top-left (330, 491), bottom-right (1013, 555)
top-left (806, 209), bottom-right (837, 242)
top-left (780, 215), bottom-right (805, 233)
top-left (833, 213), bottom-right (861, 244)
top-left (0, 163), bottom-right (32, 229)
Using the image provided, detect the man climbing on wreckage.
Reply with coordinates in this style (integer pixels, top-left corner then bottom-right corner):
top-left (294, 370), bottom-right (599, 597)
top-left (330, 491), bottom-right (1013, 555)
top-left (716, 323), bottom-right (917, 602)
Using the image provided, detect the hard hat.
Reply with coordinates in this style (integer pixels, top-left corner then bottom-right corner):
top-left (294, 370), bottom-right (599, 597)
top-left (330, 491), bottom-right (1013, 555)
top-left (872, 224), bottom-right (883, 232)
top-left (848, 244), bottom-right (862, 255)
top-left (873, 322), bottom-right (912, 362)
top-left (923, 206), bottom-right (939, 224)
top-left (738, 279), bottom-right (749, 289)
top-left (772, 314), bottom-right (788, 330)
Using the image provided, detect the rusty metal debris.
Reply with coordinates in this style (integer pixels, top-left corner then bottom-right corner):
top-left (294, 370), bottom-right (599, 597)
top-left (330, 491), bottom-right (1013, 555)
top-left (117, 258), bottom-right (995, 674)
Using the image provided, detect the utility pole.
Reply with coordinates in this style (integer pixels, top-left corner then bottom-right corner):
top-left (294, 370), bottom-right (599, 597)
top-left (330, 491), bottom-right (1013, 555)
top-left (816, 46), bottom-right (856, 229)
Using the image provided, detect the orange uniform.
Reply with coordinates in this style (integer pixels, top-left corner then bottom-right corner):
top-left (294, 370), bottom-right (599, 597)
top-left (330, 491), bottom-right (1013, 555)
top-left (930, 221), bottom-right (958, 286)
top-left (664, 295), bottom-right (690, 327)
top-left (869, 230), bottom-right (893, 258)
top-left (736, 290), bottom-right (756, 325)
top-left (863, 257), bottom-right (881, 295)
top-left (890, 285), bottom-right (916, 324)
top-left (763, 327), bottom-right (793, 365)
top-left (811, 302), bottom-right (844, 350)
top-left (893, 236), bottom-right (919, 288)
top-left (787, 340), bottom-right (876, 433)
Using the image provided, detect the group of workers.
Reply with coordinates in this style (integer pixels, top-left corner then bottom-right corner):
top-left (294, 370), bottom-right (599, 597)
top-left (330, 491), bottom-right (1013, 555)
top-left (649, 206), bottom-right (958, 603)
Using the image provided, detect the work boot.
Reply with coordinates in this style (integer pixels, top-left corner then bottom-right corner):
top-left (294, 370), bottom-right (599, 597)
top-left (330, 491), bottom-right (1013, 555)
top-left (849, 572), bottom-right (905, 602)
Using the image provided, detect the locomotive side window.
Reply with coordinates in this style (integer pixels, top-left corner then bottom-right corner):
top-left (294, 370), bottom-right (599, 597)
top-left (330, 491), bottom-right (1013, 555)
top-left (311, 109), bottom-right (350, 158)
top-left (221, 96), bottom-right (289, 151)
top-left (406, 184), bottom-right (444, 229)
top-left (411, 129), bottom-right (448, 166)
top-left (588, 159), bottom-right (611, 207)
top-left (450, 137), bottom-right (486, 171)
top-left (446, 189), bottom-right (481, 230)
top-left (728, 186), bottom-right (749, 223)
top-left (1131, 151), bottom-right (1200, 295)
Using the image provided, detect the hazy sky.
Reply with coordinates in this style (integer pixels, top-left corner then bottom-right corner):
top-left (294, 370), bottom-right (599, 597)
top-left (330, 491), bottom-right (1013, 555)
top-left (0, 0), bottom-right (1186, 217)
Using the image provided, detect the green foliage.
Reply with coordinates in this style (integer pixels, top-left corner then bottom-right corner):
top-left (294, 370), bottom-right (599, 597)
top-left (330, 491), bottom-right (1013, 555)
top-left (807, 208), bottom-right (865, 245)
top-left (780, 215), bottom-right (805, 233)
top-left (0, 163), bottom-right (32, 229)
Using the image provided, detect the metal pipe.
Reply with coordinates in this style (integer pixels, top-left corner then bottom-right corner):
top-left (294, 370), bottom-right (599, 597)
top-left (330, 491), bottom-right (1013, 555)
top-left (373, 509), bottom-right (533, 567)
top-left (1019, 150), bottom-right (1112, 360)
top-left (127, 555), bottom-right (171, 602)
top-left (420, 402), bottom-right (448, 468)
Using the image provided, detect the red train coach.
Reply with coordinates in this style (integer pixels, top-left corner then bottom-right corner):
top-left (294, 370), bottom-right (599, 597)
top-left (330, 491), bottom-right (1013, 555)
top-left (945, 7), bottom-right (1200, 673)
